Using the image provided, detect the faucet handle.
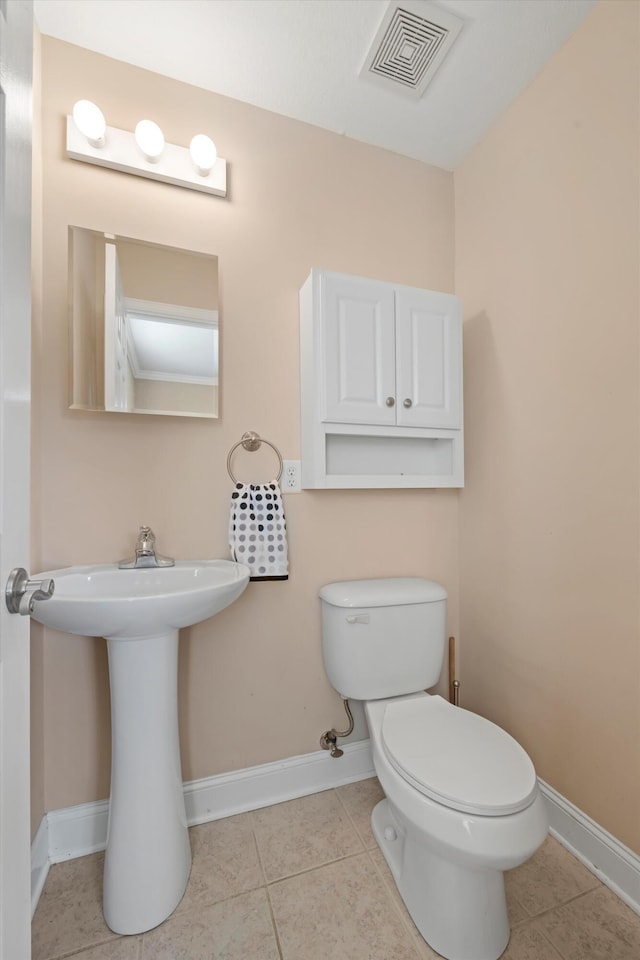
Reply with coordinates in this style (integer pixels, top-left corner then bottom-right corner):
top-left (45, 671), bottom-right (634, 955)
top-left (119, 527), bottom-right (174, 568)
top-left (137, 526), bottom-right (156, 552)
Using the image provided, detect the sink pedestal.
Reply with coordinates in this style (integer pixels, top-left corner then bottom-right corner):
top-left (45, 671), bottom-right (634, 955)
top-left (103, 630), bottom-right (191, 934)
top-left (27, 559), bottom-right (250, 934)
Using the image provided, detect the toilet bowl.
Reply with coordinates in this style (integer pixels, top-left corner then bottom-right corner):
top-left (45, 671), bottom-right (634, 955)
top-left (366, 693), bottom-right (548, 960)
top-left (319, 578), bottom-right (548, 960)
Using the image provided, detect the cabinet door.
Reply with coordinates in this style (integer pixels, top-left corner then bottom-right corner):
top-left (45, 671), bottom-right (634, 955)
top-left (395, 287), bottom-right (462, 429)
top-left (321, 272), bottom-right (396, 424)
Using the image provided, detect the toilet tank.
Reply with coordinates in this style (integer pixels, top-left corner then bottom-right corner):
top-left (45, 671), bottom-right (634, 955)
top-left (319, 578), bottom-right (447, 701)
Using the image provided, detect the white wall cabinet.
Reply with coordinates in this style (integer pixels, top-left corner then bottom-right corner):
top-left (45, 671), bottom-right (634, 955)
top-left (300, 269), bottom-right (463, 488)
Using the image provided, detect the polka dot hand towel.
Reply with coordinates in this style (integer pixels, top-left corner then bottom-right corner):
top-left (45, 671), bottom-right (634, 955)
top-left (229, 482), bottom-right (289, 581)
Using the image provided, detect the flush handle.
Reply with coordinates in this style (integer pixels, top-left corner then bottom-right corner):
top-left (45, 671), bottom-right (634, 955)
top-left (346, 614), bottom-right (369, 624)
top-left (5, 567), bottom-right (55, 616)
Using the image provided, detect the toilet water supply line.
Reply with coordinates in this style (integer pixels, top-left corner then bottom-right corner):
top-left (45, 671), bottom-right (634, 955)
top-left (449, 635), bottom-right (461, 707)
top-left (320, 637), bottom-right (461, 759)
top-left (320, 699), bottom-right (354, 758)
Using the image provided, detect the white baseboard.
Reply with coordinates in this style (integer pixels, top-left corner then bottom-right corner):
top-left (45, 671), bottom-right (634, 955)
top-left (48, 797), bottom-right (110, 863)
top-left (32, 743), bottom-right (640, 921)
top-left (32, 738), bottom-right (374, 914)
top-left (538, 779), bottom-right (640, 915)
top-left (184, 737), bottom-right (375, 826)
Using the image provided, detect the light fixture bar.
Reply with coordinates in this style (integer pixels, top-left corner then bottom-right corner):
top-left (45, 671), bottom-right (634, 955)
top-left (66, 116), bottom-right (227, 197)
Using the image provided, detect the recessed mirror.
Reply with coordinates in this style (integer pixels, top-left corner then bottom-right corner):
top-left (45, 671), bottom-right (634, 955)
top-left (69, 227), bottom-right (219, 417)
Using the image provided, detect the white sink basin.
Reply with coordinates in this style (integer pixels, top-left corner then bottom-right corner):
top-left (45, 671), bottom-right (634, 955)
top-left (30, 559), bottom-right (250, 639)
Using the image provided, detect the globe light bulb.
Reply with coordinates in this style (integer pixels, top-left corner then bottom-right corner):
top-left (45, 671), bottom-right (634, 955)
top-left (72, 100), bottom-right (106, 147)
top-left (134, 119), bottom-right (165, 162)
top-left (190, 134), bottom-right (217, 176)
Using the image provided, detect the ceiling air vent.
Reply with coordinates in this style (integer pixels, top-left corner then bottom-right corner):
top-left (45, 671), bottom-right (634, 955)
top-left (361, 0), bottom-right (464, 99)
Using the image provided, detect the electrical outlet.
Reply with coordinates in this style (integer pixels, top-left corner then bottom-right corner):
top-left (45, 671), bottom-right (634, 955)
top-left (282, 460), bottom-right (301, 493)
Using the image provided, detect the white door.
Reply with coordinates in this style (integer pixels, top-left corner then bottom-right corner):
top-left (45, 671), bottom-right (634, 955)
top-left (395, 287), bottom-right (463, 429)
top-left (0, 0), bottom-right (34, 956)
top-left (320, 272), bottom-right (396, 425)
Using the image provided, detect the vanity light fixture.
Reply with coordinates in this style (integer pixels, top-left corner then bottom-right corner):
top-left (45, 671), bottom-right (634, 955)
top-left (72, 99), bottom-right (106, 147)
top-left (67, 100), bottom-right (227, 197)
top-left (189, 134), bottom-right (217, 176)
top-left (134, 119), bottom-right (165, 162)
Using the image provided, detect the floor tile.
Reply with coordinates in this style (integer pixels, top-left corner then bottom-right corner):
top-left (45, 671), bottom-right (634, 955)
top-left (250, 789), bottom-right (364, 882)
top-left (536, 885), bottom-right (640, 960)
top-left (62, 939), bottom-right (142, 959)
top-left (141, 888), bottom-right (280, 960)
top-left (32, 789), bottom-right (640, 960)
top-left (505, 835), bottom-right (601, 917)
top-left (335, 776), bottom-right (385, 849)
top-left (269, 853), bottom-right (422, 960)
top-left (500, 924), bottom-right (563, 959)
top-left (505, 884), bottom-right (529, 926)
top-left (32, 853), bottom-right (118, 960)
top-left (175, 813), bottom-right (264, 914)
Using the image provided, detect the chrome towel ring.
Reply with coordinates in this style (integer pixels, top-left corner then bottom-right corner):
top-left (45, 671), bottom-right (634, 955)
top-left (227, 431), bottom-right (283, 484)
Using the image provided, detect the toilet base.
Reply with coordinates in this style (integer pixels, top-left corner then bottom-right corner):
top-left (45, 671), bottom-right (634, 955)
top-left (372, 799), bottom-right (510, 960)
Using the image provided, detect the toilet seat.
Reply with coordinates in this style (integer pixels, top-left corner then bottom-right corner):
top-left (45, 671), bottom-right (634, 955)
top-left (381, 696), bottom-right (538, 817)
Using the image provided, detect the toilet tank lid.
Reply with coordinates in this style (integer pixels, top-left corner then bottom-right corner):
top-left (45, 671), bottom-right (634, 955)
top-left (319, 578), bottom-right (447, 608)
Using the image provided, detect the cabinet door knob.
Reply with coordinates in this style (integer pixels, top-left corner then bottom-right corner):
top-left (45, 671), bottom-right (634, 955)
top-left (403, 398), bottom-right (413, 408)
top-left (385, 397), bottom-right (395, 407)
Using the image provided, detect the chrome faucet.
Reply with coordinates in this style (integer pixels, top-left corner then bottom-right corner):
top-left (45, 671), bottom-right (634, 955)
top-left (118, 526), bottom-right (175, 569)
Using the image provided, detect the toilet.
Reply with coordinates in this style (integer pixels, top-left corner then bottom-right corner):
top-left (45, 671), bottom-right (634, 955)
top-left (320, 578), bottom-right (548, 960)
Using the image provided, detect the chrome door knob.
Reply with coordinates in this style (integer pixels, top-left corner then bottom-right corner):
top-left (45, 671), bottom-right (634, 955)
top-left (403, 398), bottom-right (413, 408)
top-left (385, 397), bottom-right (395, 407)
top-left (5, 567), bottom-right (55, 616)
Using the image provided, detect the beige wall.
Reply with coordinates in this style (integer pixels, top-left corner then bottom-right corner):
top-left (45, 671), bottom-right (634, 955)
top-left (33, 38), bottom-right (458, 817)
top-left (133, 379), bottom-right (217, 416)
top-left (456, 0), bottom-right (640, 853)
top-left (117, 239), bottom-right (218, 310)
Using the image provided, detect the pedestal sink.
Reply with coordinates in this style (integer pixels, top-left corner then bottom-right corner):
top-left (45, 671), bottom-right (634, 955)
top-left (29, 559), bottom-right (250, 934)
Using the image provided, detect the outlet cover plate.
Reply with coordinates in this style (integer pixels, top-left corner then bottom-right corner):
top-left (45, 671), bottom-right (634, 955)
top-left (282, 460), bottom-right (301, 493)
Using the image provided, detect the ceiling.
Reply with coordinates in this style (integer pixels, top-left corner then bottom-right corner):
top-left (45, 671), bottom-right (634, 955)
top-left (33, 0), bottom-right (598, 170)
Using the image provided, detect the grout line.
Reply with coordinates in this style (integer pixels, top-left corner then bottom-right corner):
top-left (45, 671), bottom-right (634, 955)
top-left (533, 923), bottom-right (568, 960)
top-left (247, 807), bottom-right (269, 886)
top-left (263, 883), bottom-right (286, 960)
top-left (512, 883), bottom-right (607, 925)
top-left (507, 890), bottom-right (537, 925)
top-left (40, 932), bottom-right (125, 960)
top-left (248, 808), bottom-right (285, 959)
top-left (331, 786), bottom-right (369, 852)
top-left (266, 849), bottom-right (372, 887)
top-left (364, 849), bottom-right (425, 959)
top-left (249, 812), bottom-right (266, 878)
top-left (161, 877), bottom-right (267, 921)
top-left (248, 790), bottom-right (369, 884)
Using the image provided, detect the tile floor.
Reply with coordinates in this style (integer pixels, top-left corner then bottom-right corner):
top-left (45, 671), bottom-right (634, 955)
top-left (32, 778), bottom-right (640, 960)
